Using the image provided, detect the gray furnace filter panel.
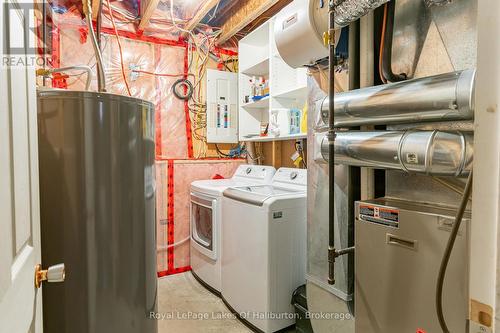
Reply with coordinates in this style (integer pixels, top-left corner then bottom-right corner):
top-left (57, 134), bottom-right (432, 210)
top-left (37, 90), bottom-right (158, 333)
top-left (355, 198), bottom-right (469, 333)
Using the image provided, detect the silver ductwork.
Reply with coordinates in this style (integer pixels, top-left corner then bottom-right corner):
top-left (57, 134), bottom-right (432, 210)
top-left (334, 0), bottom-right (390, 29)
top-left (318, 130), bottom-right (473, 177)
top-left (318, 69), bottom-right (476, 128)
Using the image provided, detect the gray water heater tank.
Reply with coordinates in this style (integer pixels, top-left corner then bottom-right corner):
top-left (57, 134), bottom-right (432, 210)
top-left (37, 89), bottom-right (158, 333)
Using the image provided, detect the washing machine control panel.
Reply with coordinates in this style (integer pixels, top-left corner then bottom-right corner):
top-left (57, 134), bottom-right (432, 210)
top-left (272, 168), bottom-right (307, 186)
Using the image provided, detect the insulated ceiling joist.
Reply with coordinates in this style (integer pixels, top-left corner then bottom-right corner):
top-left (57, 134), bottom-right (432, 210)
top-left (91, 0), bottom-right (99, 19)
top-left (181, 0), bottom-right (220, 38)
top-left (138, 0), bottom-right (161, 31)
top-left (216, 0), bottom-right (281, 45)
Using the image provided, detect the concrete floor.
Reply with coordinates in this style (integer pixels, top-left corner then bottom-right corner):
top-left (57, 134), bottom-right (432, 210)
top-left (158, 272), bottom-right (252, 332)
top-left (158, 272), bottom-right (296, 333)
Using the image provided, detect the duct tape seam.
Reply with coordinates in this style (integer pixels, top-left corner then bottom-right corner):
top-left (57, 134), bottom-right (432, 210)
top-left (184, 46), bottom-right (194, 158)
top-left (167, 159), bottom-right (175, 272)
top-left (157, 159), bottom-right (192, 277)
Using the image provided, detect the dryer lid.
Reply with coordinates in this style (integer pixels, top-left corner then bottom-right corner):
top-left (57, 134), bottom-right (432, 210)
top-left (223, 185), bottom-right (304, 206)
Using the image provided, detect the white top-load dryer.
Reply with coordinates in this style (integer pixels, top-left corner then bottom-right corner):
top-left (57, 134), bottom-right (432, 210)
top-left (221, 168), bottom-right (307, 333)
top-left (190, 165), bottom-right (276, 293)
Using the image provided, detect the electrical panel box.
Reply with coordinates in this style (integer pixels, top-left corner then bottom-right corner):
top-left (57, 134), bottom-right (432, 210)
top-left (206, 69), bottom-right (238, 143)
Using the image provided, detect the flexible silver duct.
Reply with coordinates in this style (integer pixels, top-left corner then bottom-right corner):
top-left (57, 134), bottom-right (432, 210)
top-left (334, 0), bottom-right (390, 29)
top-left (319, 131), bottom-right (473, 177)
top-left (318, 69), bottom-right (476, 128)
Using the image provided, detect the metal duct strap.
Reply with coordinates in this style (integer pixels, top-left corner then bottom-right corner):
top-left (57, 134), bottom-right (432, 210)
top-left (319, 69), bottom-right (476, 127)
top-left (319, 131), bottom-right (473, 177)
top-left (334, 0), bottom-right (390, 28)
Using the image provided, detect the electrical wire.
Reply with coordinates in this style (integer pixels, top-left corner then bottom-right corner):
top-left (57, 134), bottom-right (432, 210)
top-left (172, 78), bottom-right (194, 100)
top-left (133, 70), bottom-right (194, 78)
top-left (105, 0), bottom-right (132, 96)
top-left (243, 142), bottom-right (263, 163)
top-left (65, 37), bottom-right (110, 89)
top-left (214, 143), bottom-right (230, 157)
top-left (295, 141), bottom-right (307, 168)
top-left (167, 0), bottom-right (229, 158)
top-left (435, 171), bottom-right (473, 333)
top-left (206, 0), bottom-right (221, 23)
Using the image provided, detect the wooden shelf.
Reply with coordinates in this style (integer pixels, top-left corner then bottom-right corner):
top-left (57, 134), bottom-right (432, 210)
top-left (242, 133), bottom-right (307, 142)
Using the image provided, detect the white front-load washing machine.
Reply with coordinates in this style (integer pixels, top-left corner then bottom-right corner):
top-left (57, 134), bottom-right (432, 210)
top-left (221, 168), bottom-right (307, 333)
top-left (190, 165), bottom-right (276, 294)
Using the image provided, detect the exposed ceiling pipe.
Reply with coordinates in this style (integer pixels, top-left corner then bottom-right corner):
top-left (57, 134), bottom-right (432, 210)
top-left (320, 130), bottom-right (473, 177)
top-left (318, 69), bottom-right (476, 128)
top-left (83, 0), bottom-right (106, 92)
top-left (96, 0), bottom-right (105, 92)
top-left (334, 0), bottom-right (390, 29)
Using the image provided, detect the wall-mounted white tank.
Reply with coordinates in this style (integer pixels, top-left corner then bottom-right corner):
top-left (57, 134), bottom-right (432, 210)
top-left (274, 0), bottom-right (330, 68)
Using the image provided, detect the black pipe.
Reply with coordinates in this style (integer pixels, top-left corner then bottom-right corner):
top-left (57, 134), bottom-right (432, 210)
top-left (327, 0), bottom-right (336, 286)
top-left (382, 0), bottom-right (407, 82)
top-left (436, 171), bottom-right (473, 332)
top-left (346, 19), bottom-right (360, 313)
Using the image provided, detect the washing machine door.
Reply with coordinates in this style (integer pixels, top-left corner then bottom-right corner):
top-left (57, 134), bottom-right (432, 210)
top-left (190, 192), bottom-right (217, 260)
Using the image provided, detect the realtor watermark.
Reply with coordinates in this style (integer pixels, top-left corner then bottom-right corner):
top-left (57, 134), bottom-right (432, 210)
top-left (149, 311), bottom-right (353, 321)
top-left (2, 1), bottom-right (51, 68)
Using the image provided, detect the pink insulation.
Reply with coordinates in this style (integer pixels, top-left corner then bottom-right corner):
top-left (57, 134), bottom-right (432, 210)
top-left (48, 0), bottom-right (209, 40)
top-left (155, 162), bottom-right (169, 272)
top-left (156, 160), bottom-right (245, 274)
top-left (58, 27), bottom-right (189, 157)
top-left (58, 28), bottom-right (156, 101)
top-left (155, 45), bottom-right (189, 159)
